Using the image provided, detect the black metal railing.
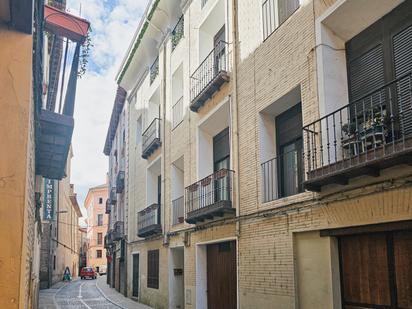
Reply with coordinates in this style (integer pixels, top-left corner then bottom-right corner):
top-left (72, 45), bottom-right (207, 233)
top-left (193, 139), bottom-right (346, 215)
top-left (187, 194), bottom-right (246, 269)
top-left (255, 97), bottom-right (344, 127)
top-left (138, 204), bottom-right (160, 231)
top-left (172, 96), bottom-right (184, 128)
top-left (261, 147), bottom-right (304, 203)
top-left (171, 15), bottom-right (184, 51)
top-left (142, 118), bottom-right (161, 157)
top-left (105, 199), bottom-right (111, 214)
top-left (185, 169), bottom-right (234, 214)
top-left (190, 41), bottom-right (229, 103)
top-left (150, 56), bottom-right (159, 84)
top-left (303, 71), bottom-right (412, 180)
top-left (172, 196), bottom-right (184, 225)
top-left (105, 230), bottom-right (114, 248)
top-left (116, 170), bottom-right (125, 193)
top-left (113, 221), bottom-right (124, 240)
top-left (110, 187), bottom-right (117, 204)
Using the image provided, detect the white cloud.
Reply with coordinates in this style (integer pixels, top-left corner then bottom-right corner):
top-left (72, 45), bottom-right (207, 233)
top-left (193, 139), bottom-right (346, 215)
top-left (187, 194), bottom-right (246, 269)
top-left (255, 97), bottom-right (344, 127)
top-left (66, 0), bottom-right (149, 210)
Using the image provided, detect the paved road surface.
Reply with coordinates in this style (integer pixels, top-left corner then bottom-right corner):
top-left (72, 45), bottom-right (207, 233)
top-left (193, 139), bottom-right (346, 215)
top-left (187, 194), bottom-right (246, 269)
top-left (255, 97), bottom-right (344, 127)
top-left (39, 276), bottom-right (151, 309)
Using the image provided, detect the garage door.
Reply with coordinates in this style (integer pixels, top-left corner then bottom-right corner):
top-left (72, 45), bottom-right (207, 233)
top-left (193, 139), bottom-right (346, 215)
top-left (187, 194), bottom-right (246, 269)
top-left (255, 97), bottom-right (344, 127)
top-left (339, 230), bottom-right (412, 309)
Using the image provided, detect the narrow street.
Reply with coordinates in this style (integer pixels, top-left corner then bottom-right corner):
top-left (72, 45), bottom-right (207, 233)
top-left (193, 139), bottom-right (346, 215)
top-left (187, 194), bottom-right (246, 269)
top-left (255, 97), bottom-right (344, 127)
top-left (39, 276), bottom-right (151, 309)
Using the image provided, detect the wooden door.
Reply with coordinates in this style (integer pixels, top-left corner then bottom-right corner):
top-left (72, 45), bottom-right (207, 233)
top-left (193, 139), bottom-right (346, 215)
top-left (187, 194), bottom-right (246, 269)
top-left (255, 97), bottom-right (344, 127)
top-left (132, 254), bottom-right (139, 297)
top-left (207, 241), bottom-right (237, 309)
top-left (339, 230), bottom-right (412, 309)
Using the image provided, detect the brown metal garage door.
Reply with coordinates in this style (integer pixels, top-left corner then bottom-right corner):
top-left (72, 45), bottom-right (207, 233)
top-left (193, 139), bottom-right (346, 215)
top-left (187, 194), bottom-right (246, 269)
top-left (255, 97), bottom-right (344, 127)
top-left (207, 241), bottom-right (237, 309)
top-left (339, 230), bottom-right (412, 309)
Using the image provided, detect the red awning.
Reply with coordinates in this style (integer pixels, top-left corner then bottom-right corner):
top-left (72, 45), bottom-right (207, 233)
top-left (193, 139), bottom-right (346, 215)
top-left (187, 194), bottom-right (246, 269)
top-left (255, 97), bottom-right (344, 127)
top-left (44, 5), bottom-right (90, 43)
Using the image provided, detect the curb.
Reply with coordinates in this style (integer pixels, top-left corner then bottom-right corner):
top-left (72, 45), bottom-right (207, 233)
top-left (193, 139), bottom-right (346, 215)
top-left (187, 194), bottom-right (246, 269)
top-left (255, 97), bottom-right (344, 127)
top-left (95, 280), bottom-right (126, 309)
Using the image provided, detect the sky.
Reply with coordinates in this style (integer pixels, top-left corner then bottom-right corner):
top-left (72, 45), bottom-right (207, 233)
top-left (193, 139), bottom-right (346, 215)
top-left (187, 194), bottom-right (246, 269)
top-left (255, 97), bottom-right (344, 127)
top-left (65, 0), bottom-right (149, 215)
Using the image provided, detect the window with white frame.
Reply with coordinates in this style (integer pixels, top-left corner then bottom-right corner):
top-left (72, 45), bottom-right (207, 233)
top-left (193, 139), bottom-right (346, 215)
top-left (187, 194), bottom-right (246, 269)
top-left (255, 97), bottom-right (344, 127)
top-left (262, 0), bottom-right (299, 40)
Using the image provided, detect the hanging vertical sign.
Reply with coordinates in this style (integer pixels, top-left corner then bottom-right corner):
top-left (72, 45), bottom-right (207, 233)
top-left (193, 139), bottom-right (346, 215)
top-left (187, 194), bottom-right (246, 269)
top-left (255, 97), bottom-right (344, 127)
top-left (43, 178), bottom-right (55, 221)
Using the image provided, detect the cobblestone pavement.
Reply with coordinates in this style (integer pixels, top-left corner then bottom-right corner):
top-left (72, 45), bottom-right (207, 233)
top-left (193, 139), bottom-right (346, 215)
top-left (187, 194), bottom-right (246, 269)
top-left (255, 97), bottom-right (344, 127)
top-left (39, 276), bottom-right (152, 309)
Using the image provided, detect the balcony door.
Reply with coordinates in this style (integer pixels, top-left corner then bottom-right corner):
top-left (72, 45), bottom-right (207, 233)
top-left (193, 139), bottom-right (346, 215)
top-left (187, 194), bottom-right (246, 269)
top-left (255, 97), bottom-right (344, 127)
top-left (213, 128), bottom-right (230, 203)
top-left (214, 26), bottom-right (226, 73)
top-left (346, 1), bottom-right (412, 138)
top-left (276, 103), bottom-right (303, 198)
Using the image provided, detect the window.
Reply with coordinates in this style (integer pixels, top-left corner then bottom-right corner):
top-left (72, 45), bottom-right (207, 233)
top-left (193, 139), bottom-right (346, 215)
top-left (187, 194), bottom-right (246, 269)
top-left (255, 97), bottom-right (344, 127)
top-left (262, 0), bottom-right (299, 40)
top-left (97, 214), bottom-right (103, 226)
top-left (98, 197), bottom-right (103, 204)
top-left (53, 255), bottom-right (56, 270)
top-left (97, 233), bottom-right (102, 245)
top-left (147, 250), bottom-right (159, 289)
top-left (96, 250), bottom-right (102, 258)
top-left (201, 0), bottom-right (208, 8)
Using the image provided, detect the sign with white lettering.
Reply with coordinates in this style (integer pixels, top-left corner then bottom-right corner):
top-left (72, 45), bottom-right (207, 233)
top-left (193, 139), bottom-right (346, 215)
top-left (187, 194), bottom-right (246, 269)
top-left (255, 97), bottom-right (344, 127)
top-left (43, 178), bottom-right (55, 221)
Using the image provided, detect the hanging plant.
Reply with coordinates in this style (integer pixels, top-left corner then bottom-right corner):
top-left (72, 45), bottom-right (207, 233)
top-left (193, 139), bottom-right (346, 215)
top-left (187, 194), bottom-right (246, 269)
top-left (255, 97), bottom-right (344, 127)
top-left (78, 27), bottom-right (93, 78)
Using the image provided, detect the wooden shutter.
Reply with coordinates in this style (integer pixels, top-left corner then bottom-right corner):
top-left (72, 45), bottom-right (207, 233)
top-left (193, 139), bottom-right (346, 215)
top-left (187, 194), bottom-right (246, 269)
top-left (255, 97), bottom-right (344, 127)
top-left (147, 249), bottom-right (159, 289)
top-left (393, 24), bottom-right (412, 135)
top-left (278, 0), bottom-right (299, 25)
top-left (276, 103), bottom-right (302, 147)
top-left (347, 45), bottom-right (385, 102)
top-left (393, 231), bottom-right (412, 308)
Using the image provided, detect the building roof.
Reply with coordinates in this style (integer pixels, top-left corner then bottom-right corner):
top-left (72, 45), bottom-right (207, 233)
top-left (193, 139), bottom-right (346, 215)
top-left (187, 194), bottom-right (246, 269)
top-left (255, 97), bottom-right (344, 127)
top-left (103, 86), bottom-right (127, 155)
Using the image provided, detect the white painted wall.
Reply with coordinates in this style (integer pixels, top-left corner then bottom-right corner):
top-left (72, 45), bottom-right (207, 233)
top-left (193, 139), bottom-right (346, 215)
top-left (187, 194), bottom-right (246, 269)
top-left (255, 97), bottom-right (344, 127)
top-left (171, 157), bottom-right (184, 200)
top-left (169, 247), bottom-right (184, 309)
top-left (195, 245), bottom-right (207, 309)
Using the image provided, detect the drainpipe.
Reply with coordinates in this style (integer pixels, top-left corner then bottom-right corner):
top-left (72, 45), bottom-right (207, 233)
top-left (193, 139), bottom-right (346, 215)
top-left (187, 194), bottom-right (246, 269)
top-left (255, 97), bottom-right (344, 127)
top-left (230, 0), bottom-right (241, 308)
top-left (161, 38), bottom-right (167, 241)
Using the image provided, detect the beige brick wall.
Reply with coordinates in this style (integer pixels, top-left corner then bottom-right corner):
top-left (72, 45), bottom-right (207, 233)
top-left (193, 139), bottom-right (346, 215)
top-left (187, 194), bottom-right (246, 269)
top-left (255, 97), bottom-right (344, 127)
top-left (235, 1), bottom-right (412, 308)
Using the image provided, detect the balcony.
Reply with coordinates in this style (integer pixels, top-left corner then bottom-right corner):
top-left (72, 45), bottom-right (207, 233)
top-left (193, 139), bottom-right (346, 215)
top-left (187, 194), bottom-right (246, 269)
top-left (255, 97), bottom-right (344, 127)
top-left (171, 15), bottom-right (184, 51)
top-left (185, 169), bottom-right (235, 224)
top-left (105, 199), bottom-right (111, 214)
top-left (172, 196), bottom-right (184, 225)
top-left (261, 147), bottom-right (304, 203)
top-left (113, 221), bottom-right (124, 241)
top-left (142, 118), bottom-right (161, 159)
top-left (35, 110), bottom-right (74, 180)
top-left (104, 231), bottom-right (114, 248)
top-left (303, 72), bottom-right (412, 192)
top-left (116, 171), bottom-right (125, 193)
top-left (190, 41), bottom-right (229, 112)
top-left (110, 187), bottom-right (117, 204)
top-left (138, 204), bottom-right (161, 238)
top-left (150, 56), bottom-right (159, 85)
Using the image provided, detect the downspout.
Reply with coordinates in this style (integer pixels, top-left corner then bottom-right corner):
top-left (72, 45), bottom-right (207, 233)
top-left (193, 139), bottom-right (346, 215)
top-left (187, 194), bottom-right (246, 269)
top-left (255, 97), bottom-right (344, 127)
top-left (161, 39), bottom-right (167, 241)
top-left (230, 0), bottom-right (241, 308)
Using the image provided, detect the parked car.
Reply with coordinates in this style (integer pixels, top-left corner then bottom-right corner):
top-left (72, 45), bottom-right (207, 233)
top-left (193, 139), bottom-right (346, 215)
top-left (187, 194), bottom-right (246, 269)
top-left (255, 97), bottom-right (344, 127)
top-left (80, 267), bottom-right (97, 279)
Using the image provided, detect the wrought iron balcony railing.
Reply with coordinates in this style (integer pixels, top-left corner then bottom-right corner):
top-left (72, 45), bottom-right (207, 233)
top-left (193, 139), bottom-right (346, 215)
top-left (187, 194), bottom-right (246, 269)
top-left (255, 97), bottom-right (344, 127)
top-left (172, 196), bottom-right (184, 225)
top-left (185, 169), bottom-right (235, 224)
top-left (172, 96), bottom-right (184, 128)
top-left (150, 56), bottom-right (159, 84)
top-left (116, 170), bottom-right (125, 193)
top-left (303, 71), bottom-right (412, 191)
top-left (171, 15), bottom-right (184, 51)
top-left (113, 221), bottom-right (124, 241)
top-left (190, 41), bottom-right (230, 112)
top-left (105, 231), bottom-right (114, 248)
top-left (105, 199), bottom-right (111, 214)
top-left (138, 204), bottom-right (161, 238)
top-left (142, 118), bottom-right (161, 159)
top-left (261, 147), bottom-right (304, 203)
top-left (110, 187), bottom-right (117, 204)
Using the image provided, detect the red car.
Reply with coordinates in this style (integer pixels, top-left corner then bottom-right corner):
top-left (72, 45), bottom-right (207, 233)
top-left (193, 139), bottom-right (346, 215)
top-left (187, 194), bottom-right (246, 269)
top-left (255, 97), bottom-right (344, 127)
top-left (80, 267), bottom-right (97, 279)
